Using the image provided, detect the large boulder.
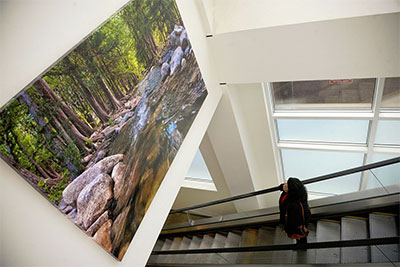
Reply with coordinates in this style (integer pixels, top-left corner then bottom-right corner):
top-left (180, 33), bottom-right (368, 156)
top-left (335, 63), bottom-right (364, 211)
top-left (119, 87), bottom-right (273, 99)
top-left (170, 31), bottom-right (178, 47)
top-left (112, 162), bottom-right (126, 200)
top-left (162, 50), bottom-right (173, 64)
top-left (76, 173), bottom-right (113, 230)
top-left (63, 154), bottom-right (123, 205)
top-left (93, 219), bottom-right (112, 253)
top-left (170, 46), bottom-right (183, 76)
top-left (86, 210), bottom-right (109, 237)
top-left (90, 131), bottom-right (105, 142)
top-left (160, 62), bottom-right (170, 81)
top-left (122, 111), bottom-right (133, 124)
top-left (111, 205), bottom-right (131, 254)
top-left (93, 150), bottom-right (106, 165)
top-left (179, 29), bottom-right (189, 51)
top-left (103, 125), bottom-right (120, 139)
top-left (181, 58), bottom-right (186, 70)
top-left (173, 24), bottom-right (184, 35)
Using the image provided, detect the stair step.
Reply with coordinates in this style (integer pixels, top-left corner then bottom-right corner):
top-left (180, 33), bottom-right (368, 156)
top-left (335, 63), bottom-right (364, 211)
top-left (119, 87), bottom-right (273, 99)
top-left (164, 237), bottom-right (182, 263)
top-left (220, 231), bottom-right (242, 264)
top-left (246, 226), bottom-right (275, 263)
top-left (369, 212), bottom-right (400, 262)
top-left (316, 220), bottom-right (341, 264)
top-left (147, 239), bottom-right (164, 264)
top-left (173, 236), bottom-right (191, 264)
top-left (292, 223), bottom-right (317, 264)
top-left (271, 225), bottom-right (295, 263)
top-left (183, 235), bottom-right (202, 264)
top-left (236, 228), bottom-right (258, 264)
top-left (188, 234), bottom-right (214, 264)
top-left (341, 216), bottom-right (369, 263)
top-left (158, 238), bottom-right (173, 263)
top-left (208, 233), bottom-right (228, 264)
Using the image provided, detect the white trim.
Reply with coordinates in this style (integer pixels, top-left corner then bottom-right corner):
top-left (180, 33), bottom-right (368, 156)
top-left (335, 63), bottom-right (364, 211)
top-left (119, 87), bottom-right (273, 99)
top-left (307, 190), bottom-right (337, 197)
top-left (182, 177), bottom-right (217, 191)
top-left (379, 112), bottom-right (400, 120)
top-left (373, 146), bottom-right (400, 154)
top-left (273, 112), bottom-right (373, 120)
top-left (262, 82), bottom-right (284, 183)
top-left (360, 78), bottom-right (385, 190)
top-left (278, 142), bottom-right (368, 153)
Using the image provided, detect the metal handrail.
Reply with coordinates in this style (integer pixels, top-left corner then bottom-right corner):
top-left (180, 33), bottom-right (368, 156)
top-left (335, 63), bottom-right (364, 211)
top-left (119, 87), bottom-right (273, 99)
top-left (170, 156), bottom-right (400, 214)
top-left (152, 236), bottom-right (399, 255)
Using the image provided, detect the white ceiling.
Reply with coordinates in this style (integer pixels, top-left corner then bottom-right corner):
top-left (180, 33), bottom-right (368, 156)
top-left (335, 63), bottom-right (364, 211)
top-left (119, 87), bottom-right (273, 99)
top-left (173, 0), bottom-right (400, 215)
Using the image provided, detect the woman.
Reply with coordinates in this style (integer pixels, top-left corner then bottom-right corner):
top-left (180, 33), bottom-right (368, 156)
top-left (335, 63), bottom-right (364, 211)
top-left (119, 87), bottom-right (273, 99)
top-left (279, 177), bottom-right (311, 244)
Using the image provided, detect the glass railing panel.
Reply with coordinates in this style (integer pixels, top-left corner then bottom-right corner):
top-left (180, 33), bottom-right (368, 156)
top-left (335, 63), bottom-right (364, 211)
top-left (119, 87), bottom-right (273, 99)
top-left (365, 154), bottom-right (400, 190)
top-left (165, 158), bottom-right (399, 227)
top-left (281, 149), bottom-right (364, 195)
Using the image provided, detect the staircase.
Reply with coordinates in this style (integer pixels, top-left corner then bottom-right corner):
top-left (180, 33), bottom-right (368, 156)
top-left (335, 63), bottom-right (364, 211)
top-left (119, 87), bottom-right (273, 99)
top-left (148, 211), bottom-right (399, 265)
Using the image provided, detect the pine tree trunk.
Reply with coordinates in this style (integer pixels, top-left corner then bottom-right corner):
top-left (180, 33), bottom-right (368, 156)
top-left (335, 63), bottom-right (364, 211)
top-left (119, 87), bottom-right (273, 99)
top-left (98, 76), bottom-right (122, 110)
top-left (54, 109), bottom-right (91, 153)
top-left (18, 91), bottom-right (47, 128)
top-left (64, 57), bottom-right (110, 123)
top-left (66, 82), bottom-right (97, 128)
top-left (36, 78), bottom-right (94, 137)
top-left (99, 57), bottom-right (124, 99)
top-left (51, 117), bottom-right (81, 153)
top-left (73, 75), bottom-right (110, 123)
top-left (34, 79), bottom-right (91, 154)
top-left (18, 91), bottom-right (81, 177)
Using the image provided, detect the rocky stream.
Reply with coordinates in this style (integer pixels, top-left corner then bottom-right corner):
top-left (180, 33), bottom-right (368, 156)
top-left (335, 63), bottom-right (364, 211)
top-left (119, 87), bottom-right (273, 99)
top-left (57, 25), bottom-right (207, 260)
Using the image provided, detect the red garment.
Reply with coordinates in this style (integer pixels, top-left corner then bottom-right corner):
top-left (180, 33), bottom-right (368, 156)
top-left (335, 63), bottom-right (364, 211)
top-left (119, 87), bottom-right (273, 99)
top-left (280, 193), bottom-right (288, 204)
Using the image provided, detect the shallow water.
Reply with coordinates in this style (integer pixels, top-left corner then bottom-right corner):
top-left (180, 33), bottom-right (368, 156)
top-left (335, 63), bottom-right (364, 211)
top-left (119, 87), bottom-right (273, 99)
top-left (107, 54), bottom-right (207, 259)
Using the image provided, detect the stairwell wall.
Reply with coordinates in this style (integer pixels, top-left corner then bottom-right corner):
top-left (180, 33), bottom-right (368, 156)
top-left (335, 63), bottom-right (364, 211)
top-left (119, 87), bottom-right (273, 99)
top-left (0, 0), bottom-right (222, 266)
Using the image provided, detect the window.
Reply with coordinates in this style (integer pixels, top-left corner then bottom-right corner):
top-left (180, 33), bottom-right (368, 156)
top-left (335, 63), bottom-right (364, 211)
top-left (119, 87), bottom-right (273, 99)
top-left (266, 77), bottom-right (400, 198)
top-left (272, 78), bottom-right (375, 110)
top-left (182, 149), bottom-right (216, 191)
top-left (375, 120), bottom-right (400, 146)
top-left (381, 77), bottom-right (400, 109)
top-left (277, 119), bottom-right (369, 143)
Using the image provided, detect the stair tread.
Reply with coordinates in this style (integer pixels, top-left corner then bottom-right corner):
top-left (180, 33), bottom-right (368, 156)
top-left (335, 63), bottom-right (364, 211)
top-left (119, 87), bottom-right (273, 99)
top-left (316, 220), bottom-right (340, 264)
top-left (236, 228), bottom-right (258, 264)
top-left (183, 235), bottom-right (202, 264)
top-left (341, 217), bottom-right (369, 263)
top-left (292, 224), bottom-right (317, 264)
top-left (271, 225), bottom-right (294, 264)
top-left (369, 213), bottom-right (400, 263)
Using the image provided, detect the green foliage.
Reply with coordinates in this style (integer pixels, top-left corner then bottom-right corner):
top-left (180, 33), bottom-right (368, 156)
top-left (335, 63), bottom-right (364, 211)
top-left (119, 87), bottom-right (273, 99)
top-left (85, 137), bottom-right (93, 146)
top-left (37, 171), bottom-right (71, 204)
top-left (0, 0), bottom-right (182, 205)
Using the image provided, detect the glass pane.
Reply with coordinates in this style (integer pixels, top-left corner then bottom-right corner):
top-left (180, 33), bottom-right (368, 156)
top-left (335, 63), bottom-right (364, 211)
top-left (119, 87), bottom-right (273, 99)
top-left (366, 154), bottom-right (400, 189)
top-left (186, 149), bottom-right (212, 181)
top-left (272, 78), bottom-right (375, 110)
top-left (381, 77), bottom-right (400, 109)
top-left (277, 119), bottom-right (369, 143)
top-left (375, 120), bottom-right (400, 145)
top-left (281, 149), bottom-right (364, 195)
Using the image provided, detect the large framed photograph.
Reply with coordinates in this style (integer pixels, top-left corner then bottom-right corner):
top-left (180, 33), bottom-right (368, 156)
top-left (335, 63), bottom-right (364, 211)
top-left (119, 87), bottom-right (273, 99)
top-left (0, 0), bottom-right (207, 260)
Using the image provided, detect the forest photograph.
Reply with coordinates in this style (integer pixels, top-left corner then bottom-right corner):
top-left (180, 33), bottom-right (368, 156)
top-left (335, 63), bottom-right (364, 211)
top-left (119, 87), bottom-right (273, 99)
top-left (0, 0), bottom-right (207, 260)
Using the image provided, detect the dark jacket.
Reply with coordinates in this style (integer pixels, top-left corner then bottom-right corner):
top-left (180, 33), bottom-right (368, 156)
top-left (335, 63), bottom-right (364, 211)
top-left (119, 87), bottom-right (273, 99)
top-left (279, 185), bottom-right (311, 237)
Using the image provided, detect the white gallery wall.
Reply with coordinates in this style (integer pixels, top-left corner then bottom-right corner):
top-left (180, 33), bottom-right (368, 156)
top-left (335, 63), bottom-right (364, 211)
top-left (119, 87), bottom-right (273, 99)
top-left (0, 0), bottom-right (221, 266)
top-left (1, 0), bottom-right (399, 265)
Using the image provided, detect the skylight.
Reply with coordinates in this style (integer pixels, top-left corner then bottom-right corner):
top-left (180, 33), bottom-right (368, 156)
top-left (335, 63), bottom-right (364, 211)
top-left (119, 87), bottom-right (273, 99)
top-left (266, 77), bottom-right (400, 198)
top-left (182, 149), bottom-right (216, 191)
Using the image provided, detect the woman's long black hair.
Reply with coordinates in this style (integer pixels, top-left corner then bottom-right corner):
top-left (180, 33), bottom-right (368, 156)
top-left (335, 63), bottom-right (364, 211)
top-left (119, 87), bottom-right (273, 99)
top-left (287, 177), bottom-right (308, 202)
